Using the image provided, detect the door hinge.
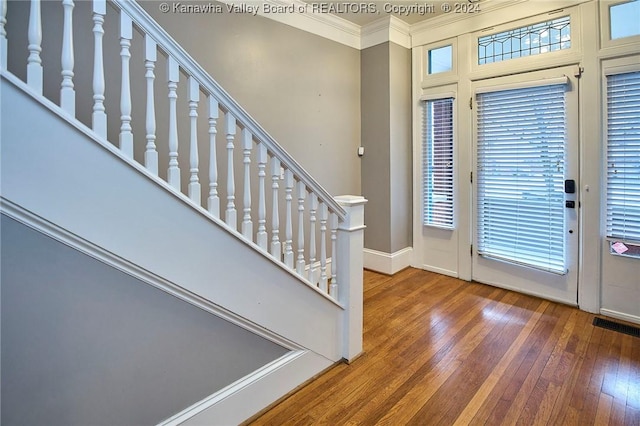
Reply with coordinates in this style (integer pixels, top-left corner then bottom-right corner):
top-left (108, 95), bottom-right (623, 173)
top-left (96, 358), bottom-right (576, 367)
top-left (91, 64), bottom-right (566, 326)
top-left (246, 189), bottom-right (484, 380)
top-left (469, 97), bottom-right (473, 109)
top-left (470, 171), bottom-right (473, 183)
top-left (470, 244), bottom-right (473, 256)
top-left (574, 65), bottom-right (584, 78)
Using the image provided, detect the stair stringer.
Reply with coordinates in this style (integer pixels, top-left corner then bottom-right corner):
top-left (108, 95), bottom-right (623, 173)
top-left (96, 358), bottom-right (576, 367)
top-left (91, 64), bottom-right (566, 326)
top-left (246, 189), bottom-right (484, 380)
top-left (0, 73), bottom-right (345, 363)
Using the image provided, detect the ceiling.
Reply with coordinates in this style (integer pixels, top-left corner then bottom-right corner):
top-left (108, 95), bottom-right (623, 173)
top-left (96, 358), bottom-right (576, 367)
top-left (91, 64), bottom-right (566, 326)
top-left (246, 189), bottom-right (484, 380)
top-left (300, 0), bottom-right (458, 26)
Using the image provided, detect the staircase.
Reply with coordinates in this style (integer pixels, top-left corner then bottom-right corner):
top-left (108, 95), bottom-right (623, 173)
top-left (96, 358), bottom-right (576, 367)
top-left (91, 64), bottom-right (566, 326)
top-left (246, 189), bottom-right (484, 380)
top-left (0, 0), bottom-right (365, 424)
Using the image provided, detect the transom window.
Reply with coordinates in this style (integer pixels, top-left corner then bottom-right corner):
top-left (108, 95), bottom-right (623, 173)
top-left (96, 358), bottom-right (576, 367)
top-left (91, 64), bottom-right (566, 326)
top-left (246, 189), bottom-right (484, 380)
top-left (610, 0), bottom-right (640, 39)
top-left (478, 16), bottom-right (571, 65)
top-left (428, 45), bottom-right (453, 74)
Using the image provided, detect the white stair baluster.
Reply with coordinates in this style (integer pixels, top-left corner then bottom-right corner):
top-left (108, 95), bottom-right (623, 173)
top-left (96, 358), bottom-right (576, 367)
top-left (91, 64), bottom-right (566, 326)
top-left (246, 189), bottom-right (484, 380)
top-left (330, 211), bottom-right (338, 298)
top-left (60, 0), bottom-right (75, 115)
top-left (91, 0), bottom-right (106, 138)
top-left (308, 193), bottom-right (317, 284)
top-left (207, 96), bottom-right (219, 217)
top-left (119, 13), bottom-right (133, 157)
top-left (27, 0), bottom-right (42, 94)
top-left (167, 56), bottom-right (180, 190)
top-left (225, 113), bottom-right (237, 229)
top-left (144, 35), bottom-right (158, 174)
top-left (271, 158), bottom-right (281, 259)
top-left (319, 203), bottom-right (328, 292)
top-left (284, 170), bottom-right (294, 269)
top-left (188, 76), bottom-right (200, 204)
top-left (0, 0), bottom-right (7, 70)
top-left (296, 181), bottom-right (306, 275)
top-left (256, 144), bottom-right (268, 250)
top-left (241, 128), bottom-right (253, 240)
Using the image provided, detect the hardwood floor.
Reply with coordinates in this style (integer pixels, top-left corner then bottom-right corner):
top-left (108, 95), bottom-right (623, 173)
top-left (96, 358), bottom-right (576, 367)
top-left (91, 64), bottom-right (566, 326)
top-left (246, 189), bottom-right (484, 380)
top-left (248, 268), bottom-right (640, 425)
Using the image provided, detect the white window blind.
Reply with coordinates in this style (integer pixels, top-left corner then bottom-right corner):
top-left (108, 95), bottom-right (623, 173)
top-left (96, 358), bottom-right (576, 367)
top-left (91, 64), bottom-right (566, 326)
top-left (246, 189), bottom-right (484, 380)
top-left (606, 71), bottom-right (640, 243)
top-left (476, 83), bottom-right (567, 274)
top-left (423, 98), bottom-right (454, 228)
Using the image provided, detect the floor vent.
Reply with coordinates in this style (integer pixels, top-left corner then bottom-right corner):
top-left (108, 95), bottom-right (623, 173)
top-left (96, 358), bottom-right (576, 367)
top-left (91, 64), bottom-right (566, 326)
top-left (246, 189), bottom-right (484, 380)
top-left (593, 317), bottom-right (640, 338)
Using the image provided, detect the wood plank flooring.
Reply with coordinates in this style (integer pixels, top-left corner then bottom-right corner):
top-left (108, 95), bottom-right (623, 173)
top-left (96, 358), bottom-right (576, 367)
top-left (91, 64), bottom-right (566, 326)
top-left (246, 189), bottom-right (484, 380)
top-left (247, 268), bottom-right (640, 425)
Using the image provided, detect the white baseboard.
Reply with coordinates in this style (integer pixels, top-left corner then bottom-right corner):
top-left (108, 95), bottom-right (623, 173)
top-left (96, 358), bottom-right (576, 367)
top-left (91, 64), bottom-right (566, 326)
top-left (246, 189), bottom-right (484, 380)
top-left (363, 247), bottom-right (413, 275)
top-left (169, 350), bottom-right (333, 425)
top-left (420, 264), bottom-right (459, 279)
top-left (599, 309), bottom-right (640, 326)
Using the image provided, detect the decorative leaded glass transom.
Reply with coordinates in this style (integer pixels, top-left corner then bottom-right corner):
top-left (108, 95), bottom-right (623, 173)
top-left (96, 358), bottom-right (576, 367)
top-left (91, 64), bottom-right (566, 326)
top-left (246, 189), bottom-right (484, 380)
top-left (478, 16), bottom-right (571, 65)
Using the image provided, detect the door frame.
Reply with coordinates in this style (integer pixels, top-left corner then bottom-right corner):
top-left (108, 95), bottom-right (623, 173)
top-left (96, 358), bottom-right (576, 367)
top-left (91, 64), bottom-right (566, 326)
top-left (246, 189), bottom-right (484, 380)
top-left (469, 66), bottom-right (581, 306)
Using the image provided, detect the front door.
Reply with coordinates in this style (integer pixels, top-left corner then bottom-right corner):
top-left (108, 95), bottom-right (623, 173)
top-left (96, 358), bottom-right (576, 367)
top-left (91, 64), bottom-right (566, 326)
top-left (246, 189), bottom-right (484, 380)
top-left (471, 67), bottom-right (580, 305)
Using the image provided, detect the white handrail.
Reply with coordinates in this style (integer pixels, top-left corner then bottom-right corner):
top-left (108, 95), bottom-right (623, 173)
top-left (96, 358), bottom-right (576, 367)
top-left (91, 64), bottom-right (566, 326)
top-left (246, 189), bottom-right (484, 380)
top-left (3, 0), bottom-right (367, 365)
top-left (110, 0), bottom-right (346, 220)
top-left (4, 0), bottom-right (357, 305)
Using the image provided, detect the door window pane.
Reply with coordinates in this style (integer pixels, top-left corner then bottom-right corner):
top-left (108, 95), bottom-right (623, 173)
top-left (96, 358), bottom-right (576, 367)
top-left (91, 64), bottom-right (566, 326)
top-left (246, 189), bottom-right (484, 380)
top-left (476, 83), bottom-right (568, 273)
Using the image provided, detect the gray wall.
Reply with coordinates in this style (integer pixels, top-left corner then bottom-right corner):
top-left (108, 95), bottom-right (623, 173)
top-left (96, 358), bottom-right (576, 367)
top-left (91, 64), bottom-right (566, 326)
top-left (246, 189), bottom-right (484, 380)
top-left (361, 43), bottom-right (391, 252)
top-left (140, 0), bottom-right (362, 197)
top-left (5, 0), bottom-right (361, 198)
top-left (388, 42), bottom-right (412, 253)
top-left (5, 0), bottom-right (413, 253)
top-left (1, 215), bottom-right (288, 426)
top-left (361, 42), bottom-right (412, 253)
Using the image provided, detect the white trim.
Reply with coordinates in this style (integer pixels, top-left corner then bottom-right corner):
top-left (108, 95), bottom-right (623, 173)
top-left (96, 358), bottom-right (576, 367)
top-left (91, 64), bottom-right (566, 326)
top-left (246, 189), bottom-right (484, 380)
top-left (420, 264), bottom-right (459, 279)
top-left (603, 61), bottom-right (640, 76)
top-left (140, 0), bottom-right (597, 52)
top-left (411, 0), bottom-right (589, 48)
top-left (161, 349), bottom-right (333, 425)
top-left (599, 0), bottom-right (640, 51)
top-left (468, 7), bottom-right (582, 77)
top-left (217, 0), bottom-right (361, 49)
top-left (478, 277), bottom-right (579, 307)
top-left (112, 0), bottom-right (347, 220)
top-left (361, 16), bottom-right (411, 49)
top-left (422, 37), bottom-right (458, 83)
top-left (0, 71), bottom-right (342, 308)
top-left (363, 247), bottom-right (413, 275)
top-left (474, 75), bottom-right (569, 94)
top-left (0, 198), bottom-right (300, 351)
top-left (420, 91), bottom-right (456, 101)
top-left (3, 194), bottom-right (339, 424)
top-left (599, 309), bottom-right (640, 326)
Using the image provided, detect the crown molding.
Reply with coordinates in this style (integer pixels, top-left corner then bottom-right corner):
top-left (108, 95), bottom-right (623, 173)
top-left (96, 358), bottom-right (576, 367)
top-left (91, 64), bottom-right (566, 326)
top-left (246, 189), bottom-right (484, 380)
top-left (411, 0), bottom-right (589, 46)
top-left (361, 16), bottom-right (411, 50)
top-left (220, 0), bottom-right (590, 51)
top-left (219, 0), bottom-right (362, 49)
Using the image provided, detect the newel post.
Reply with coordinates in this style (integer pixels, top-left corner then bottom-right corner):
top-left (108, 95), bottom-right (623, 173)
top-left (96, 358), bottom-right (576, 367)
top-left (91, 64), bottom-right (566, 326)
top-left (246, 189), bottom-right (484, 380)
top-left (335, 195), bottom-right (367, 363)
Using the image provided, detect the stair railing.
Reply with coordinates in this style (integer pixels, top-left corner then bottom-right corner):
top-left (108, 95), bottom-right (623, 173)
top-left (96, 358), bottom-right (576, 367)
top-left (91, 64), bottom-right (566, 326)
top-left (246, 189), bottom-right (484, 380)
top-left (1, 0), bottom-right (365, 360)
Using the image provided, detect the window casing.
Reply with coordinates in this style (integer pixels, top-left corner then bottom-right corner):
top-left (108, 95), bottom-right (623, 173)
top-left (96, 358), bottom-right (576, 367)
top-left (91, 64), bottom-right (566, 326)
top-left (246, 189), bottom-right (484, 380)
top-left (423, 98), bottom-right (454, 229)
top-left (470, 8), bottom-right (581, 78)
top-left (601, 0), bottom-right (640, 48)
top-left (422, 38), bottom-right (457, 84)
